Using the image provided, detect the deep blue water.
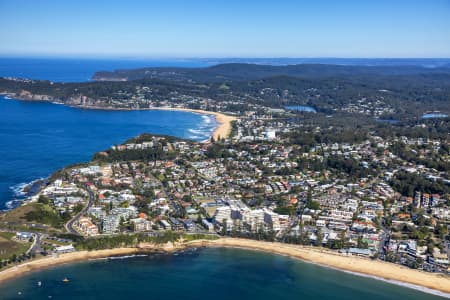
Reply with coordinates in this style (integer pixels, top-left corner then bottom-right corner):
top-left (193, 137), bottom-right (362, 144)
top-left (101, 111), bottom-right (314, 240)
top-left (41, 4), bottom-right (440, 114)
top-left (284, 105), bottom-right (317, 113)
top-left (0, 57), bottom-right (216, 209)
top-left (0, 57), bottom-right (208, 82)
top-left (0, 248), bottom-right (446, 300)
top-left (0, 58), bottom-right (447, 300)
top-left (0, 96), bottom-right (216, 208)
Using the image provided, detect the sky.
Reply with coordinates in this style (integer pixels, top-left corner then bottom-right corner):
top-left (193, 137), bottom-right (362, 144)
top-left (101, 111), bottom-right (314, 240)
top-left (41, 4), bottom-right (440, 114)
top-left (0, 0), bottom-right (449, 58)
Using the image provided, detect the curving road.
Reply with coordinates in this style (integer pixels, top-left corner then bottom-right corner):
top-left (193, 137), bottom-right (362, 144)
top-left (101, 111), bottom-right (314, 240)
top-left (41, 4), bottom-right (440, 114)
top-left (64, 189), bottom-right (95, 235)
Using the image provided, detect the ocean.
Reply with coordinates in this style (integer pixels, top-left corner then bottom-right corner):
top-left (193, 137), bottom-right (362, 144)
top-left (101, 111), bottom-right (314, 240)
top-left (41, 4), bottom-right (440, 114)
top-left (0, 57), bottom-right (447, 300)
top-left (0, 57), bottom-right (209, 82)
top-left (0, 57), bottom-right (217, 209)
top-left (0, 96), bottom-right (216, 209)
top-left (0, 248), bottom-right (446, 300)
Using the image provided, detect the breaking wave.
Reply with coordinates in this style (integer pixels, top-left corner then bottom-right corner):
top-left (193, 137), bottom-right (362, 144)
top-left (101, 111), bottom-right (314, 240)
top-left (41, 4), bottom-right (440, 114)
top-left (185, 114), bottom-right (217, 142)
top-left (9, 182), bottom-right (28, 197)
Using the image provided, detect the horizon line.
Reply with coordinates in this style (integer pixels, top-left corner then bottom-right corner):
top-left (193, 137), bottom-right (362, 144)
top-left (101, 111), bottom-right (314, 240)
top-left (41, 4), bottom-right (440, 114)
top-left (1, 54), bottom-right (450, 60)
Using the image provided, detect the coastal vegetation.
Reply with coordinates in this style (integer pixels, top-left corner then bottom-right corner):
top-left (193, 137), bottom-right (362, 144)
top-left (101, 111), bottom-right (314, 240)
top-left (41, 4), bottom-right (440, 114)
top-left (0, 63), bottom-right (449, 295)
top-left (23, 203), bottom-right (70, 228)
top-left (75, 232), bottom-right (218, 251)
top-left (93, 143), bottom-right (178, 163)
top-left (1, 63), bottom-right (449, 119)
top-left (0, 232), bottom-right (31, 269)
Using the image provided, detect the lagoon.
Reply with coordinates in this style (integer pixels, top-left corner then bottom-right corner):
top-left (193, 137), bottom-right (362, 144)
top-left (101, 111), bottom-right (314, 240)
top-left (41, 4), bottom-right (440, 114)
top-left (284, 105), bottom-right (317, 113)
top-left (422, 113), bottom-right (448, 119)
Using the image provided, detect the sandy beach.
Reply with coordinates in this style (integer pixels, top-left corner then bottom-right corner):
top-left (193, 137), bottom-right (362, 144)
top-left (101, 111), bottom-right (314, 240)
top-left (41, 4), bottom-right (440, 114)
top-left (0, 248), bottom-right (139, 284)
top-left (3, 96), bottom-right (238, 142)
top-left (1, 238), bottom-right (449, 296)
top-left (189, 238), bottom-right (450, 295)
top-left (143, 107), bottom-right (237, 141)
top-left (67, 104), bottom-right (237, 141)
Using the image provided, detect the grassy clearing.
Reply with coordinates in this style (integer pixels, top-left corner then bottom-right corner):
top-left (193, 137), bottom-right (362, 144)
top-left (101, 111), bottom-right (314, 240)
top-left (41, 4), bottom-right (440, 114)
top-left (1, 203), bottom-right (68, 228)
top-left (0, 203), bottom-right (39, 223)
top-left (0, 232), bottom-right (30, 260)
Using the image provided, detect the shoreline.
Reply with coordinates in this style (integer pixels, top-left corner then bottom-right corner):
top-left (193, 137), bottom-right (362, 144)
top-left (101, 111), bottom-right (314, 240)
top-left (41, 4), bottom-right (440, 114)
top-left (0, 238), bottom-right (449, 297)
top-left (70, 105), bottom-right (237, 141)
top-left (193, 238), bottom-right (450, 297)
top-left (0, 95), bottom-right (237, 141)
top-left (0, 97), bottom-right (236, 211)
top-left (132, 107), bottom-right (237, 141)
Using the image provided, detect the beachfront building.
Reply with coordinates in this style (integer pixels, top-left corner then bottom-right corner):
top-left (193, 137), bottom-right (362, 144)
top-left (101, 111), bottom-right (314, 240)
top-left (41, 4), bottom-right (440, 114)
top-left (102, 215), bottom-right (120, 234)
top-left (159, 220), bottom-right (171, 230)
top-left (54, 244), bottom-right (76, 254)
top-left (76, 217), bottom-right (99, 236)
top-left (131, 218), bottom-right (152, 232)
top-left (214, 206), bottom-right (232, 224)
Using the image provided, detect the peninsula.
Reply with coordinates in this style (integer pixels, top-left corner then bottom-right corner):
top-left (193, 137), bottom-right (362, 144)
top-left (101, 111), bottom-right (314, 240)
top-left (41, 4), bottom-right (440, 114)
top-left (0, 63), bottom-right (449, 296)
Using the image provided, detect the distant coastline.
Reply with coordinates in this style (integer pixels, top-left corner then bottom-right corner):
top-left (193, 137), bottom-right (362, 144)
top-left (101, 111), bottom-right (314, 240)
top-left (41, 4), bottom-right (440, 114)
top-left (0, 95), bottom-right (237, 141)
top-left (70, 105), bottom-right (238, 141)
top-left (1, 238), bottom-right (449, 297)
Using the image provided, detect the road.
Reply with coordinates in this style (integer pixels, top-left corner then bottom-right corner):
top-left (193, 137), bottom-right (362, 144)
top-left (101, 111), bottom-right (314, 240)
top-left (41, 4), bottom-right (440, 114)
top-left (64, 188), bottom-right (95, 235)
top-left (378, 216), bottom-right (391, 259)
top-left (149, 173), bottom-right (183, 216)
top-left (25, 233), bottom-right (38, 255)
top-left (26, 232), bottom-right (45, 255)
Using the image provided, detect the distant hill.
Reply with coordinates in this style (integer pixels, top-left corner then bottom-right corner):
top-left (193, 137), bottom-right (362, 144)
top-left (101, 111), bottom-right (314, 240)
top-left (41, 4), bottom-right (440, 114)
top-left (92, 63), bottom-right (450, 83)
top-left (200, 58), bottom-right (450, 68)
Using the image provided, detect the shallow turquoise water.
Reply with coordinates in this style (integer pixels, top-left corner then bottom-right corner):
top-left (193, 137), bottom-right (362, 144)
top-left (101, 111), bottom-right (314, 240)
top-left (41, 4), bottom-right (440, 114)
top-left (0, 248), bottom-right (446, 300)
top-left (284, 105), bottom-right (317, 113)
top-left (422, 113), bottom-right (448, 119)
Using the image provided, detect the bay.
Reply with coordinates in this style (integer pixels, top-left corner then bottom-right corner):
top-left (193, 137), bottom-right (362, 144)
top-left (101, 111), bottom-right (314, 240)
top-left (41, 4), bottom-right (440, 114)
top-left (0, 96), bottom-right (216, 208)
top-left (0, 57), bottom-right (214, 209)
top-left (0, 248), bottom-right (445, 300)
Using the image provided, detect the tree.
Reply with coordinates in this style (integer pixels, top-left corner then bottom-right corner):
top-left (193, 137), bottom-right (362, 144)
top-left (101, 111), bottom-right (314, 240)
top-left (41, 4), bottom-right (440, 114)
top-left (315, 229), bottom-right (323, 246)
top-left (196, 214), bottom-right (203, 225)
top-left (119, 217), bottom-right (127, 231)
top-left (182, 194), bottom-right (193, 203)
top-left (221, 218), bottom-right (228, 236)
top-left (307, 188), bottom-right (312, 202)
top-left (357, 236), bottom-right (368, 249)
top-left (38, 195), bottom-right (50, 205)
top-left (306, 200), bottom-right (320, 210)
top-left (119, 201), bottom-right (129, 208)
top-left (73, 203), bottom-right (84, 214)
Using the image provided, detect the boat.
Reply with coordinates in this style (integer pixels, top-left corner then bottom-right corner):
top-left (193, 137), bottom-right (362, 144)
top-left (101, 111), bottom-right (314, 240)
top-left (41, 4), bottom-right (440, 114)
top-left (62, 277), bottom-right (70, 283)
